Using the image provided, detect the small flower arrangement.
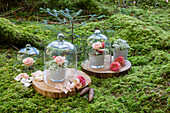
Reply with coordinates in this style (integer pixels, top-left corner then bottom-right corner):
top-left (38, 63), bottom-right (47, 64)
top-left (46, 55), bottom-right (68, 71)
top-left (112, 39), bottom-right (130, 51)
top-left (90, 40), bottom-right (105, 55)
top-left (110, 56), bottom-right (126, 71)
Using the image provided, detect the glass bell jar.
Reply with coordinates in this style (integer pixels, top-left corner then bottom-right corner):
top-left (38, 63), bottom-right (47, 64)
top-left (13, 44), bottom-right (40, 72)
top-left (17, 44), bottom-right (40, 61)
top-left (44, 33), bottom-right (77, 87)
top-left (83, 30), bottom-right (112, 69)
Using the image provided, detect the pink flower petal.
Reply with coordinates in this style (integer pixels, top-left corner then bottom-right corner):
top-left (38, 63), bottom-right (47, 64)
top-left (76, 82), bottom-right (82, 89)
top-left (66, 82), bottom-right (71, 91)
top-left (20, 78), bottom-right (27, 84)
top-left (34, 76), bottom-right (43, 82)
top-left (31, 70), bottom-right (44, 82)
top-left (29, 77), bottom-right (34, 81)
top-left (31, 70), bottom-right (43, 77)
top-left (69, 82), bottom-right (76, 91)
top-left (25, 79), bottom-right (32, 83)
top-left (24, 74), bottom-right (29, 79)
top-left (61, 88), bottom-right (69, 94)
top-left (55, 84), bottom-right (63, 89)
top-left (24, 82), bottom-right (32, 87)
top-left (14, 74), bottom-right (22, 81)
top-left (73, 78), bottom-right (80, 84)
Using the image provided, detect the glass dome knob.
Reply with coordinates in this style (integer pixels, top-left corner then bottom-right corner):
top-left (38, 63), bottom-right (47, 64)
top-left (26, 44), bottom-right (31, 51)
top-left (94, 30), bottom-right (101, 35)
top-left (57, 33), bottom-right (65, 42)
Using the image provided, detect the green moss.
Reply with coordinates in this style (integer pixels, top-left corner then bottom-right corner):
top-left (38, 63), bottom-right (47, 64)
top-left (0, 6), bottom-right (169, 112)
top-left (0, 18), bottom-right (44, 49)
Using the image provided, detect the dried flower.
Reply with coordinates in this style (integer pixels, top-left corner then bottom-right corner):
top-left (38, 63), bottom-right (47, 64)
top-left (110, 62), bottom-right (121, 71)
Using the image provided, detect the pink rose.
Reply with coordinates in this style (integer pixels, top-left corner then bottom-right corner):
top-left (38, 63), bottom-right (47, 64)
top-left (54, 56), bottom-right (66, 65)
top-left (22, 57), bottom-right (34, 67)
top-left (92, 41), bottom-right (102, 50)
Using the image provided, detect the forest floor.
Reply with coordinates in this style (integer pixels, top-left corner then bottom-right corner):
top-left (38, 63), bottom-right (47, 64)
top-left (0, 3), bottom-right (169, 113)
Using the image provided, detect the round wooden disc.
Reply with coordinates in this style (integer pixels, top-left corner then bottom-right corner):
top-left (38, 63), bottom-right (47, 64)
top-left (32, 68), bottom-right (91, 98)
top-left (81, 59), bottom-right (131, 79)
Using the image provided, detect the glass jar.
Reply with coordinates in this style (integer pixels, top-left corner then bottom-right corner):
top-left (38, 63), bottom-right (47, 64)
top-left (83, 30), bottom-right (112, 69)
top-left (44, 33), bottom-right (77, 87)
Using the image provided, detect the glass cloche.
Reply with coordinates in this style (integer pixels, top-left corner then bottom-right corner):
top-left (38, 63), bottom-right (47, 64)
top-left (17, 44), bottom-right (40, 61)
top-left (13, 44), bottom-right (40, 72)
top-left (44, 33), bottom-right (77, 87)
top-left (83, 30), bottom-right (112, 69)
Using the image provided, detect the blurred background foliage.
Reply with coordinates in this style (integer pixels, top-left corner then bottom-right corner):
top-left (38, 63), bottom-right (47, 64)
top-left (0, 0), bottom-right (169, 19)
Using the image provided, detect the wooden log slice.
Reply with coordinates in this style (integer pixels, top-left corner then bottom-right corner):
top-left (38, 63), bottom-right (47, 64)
top-left (81, 60), bottom-right (131, 79)
top-left (32, 68), bottom-right (91, 98)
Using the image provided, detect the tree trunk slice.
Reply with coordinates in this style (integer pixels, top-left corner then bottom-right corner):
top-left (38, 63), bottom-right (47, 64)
top-left (32, 68), bottom-right (91, 98)
top-left (81, 59), bottom-right (131, 79)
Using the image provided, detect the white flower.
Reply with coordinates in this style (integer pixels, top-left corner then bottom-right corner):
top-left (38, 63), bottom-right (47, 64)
top-left (112, 39), bottom-right (130, 50)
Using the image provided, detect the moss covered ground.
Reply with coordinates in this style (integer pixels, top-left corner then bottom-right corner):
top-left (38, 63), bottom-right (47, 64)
top-left (0, 6), bottom-right (170, 112)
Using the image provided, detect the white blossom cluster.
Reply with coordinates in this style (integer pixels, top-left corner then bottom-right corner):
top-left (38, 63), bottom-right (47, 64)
top-left (112, 39), bottom-right (130, 51)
